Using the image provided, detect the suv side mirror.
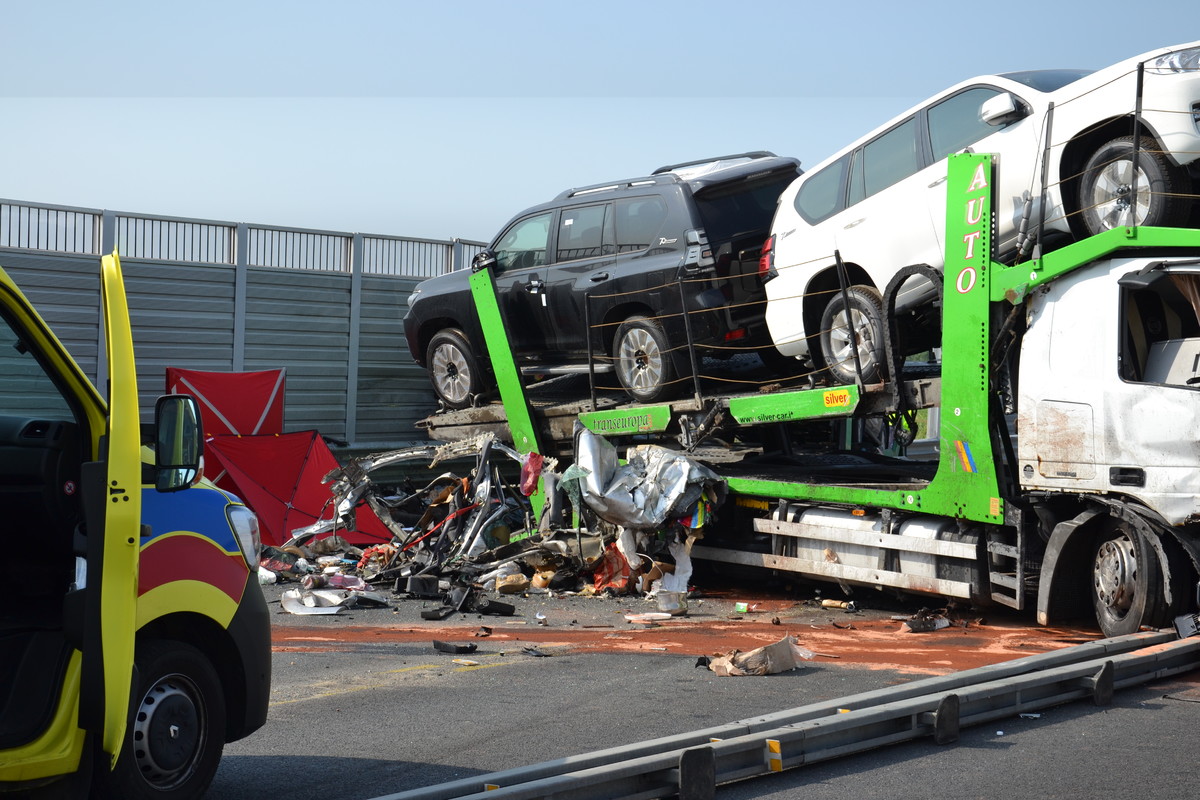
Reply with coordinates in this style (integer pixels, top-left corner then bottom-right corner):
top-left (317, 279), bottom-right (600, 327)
top-left (154, 394), bottom-right (203, 492)
top-left (472, 249), bottom-right (498, 273)
top-left (980, 92), bottom-right (1028, 127)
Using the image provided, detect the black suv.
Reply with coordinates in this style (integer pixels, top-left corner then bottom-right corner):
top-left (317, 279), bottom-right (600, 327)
top-left (403, 152), bottom-right (803, 408)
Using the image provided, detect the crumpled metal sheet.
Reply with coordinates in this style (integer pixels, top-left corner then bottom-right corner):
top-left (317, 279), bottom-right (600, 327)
top-left (571, 423), bottom-right (726, 530)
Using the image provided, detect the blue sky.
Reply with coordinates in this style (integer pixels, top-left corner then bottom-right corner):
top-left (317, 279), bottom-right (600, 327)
top-left (1, 0), bottom-right (1194, 242)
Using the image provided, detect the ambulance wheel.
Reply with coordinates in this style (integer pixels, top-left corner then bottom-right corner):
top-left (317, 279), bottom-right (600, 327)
top-left (95, 641), bottom-right (226, 800)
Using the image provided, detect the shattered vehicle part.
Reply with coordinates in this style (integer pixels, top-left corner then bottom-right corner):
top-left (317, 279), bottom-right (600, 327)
top-left (571, 423), bottom-right (726, 530)
top-left (292, 435), bottom-right (549, 542)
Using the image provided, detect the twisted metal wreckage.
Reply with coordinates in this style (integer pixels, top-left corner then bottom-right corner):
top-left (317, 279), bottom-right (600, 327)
top-left (274, 423), bottom-right (727, 618)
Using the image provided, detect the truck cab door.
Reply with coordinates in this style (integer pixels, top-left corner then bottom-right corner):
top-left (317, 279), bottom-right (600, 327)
top-left (81, 251), bottom-right (141, 766)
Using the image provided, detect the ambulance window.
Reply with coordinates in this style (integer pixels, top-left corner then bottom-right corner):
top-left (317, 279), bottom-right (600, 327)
top-left (0, 310), bottom-right (75, 420)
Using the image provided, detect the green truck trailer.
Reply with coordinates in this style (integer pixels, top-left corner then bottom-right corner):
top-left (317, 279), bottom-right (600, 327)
top-left (435, 152), bottom-right (1200, 638)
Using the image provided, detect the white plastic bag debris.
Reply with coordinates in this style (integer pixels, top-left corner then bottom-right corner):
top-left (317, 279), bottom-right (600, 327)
top-left (658, 536), bottom-right (695, 594)
top-left (280, 588), bottom-right (352, 615)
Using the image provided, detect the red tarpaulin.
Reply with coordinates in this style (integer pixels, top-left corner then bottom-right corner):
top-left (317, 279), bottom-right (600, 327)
top-left (204, 431), bottom-right (392, 547)
top-left (166, 367), bottom-right (286, 437)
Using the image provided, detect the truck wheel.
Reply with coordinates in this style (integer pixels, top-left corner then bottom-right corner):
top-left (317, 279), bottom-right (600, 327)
top-left (819, 285), bottom-right (886, 385)
top-left (427, 328), bottom-right (484, 409)
top-left (94, 641), bottom-right (226, 800)
top-left (613, 316), bottom-right (677, 403)
top-left (1079, 135), bottom-right (1190, 235)
top-left (1090, 522), bottom-right (1166, 638)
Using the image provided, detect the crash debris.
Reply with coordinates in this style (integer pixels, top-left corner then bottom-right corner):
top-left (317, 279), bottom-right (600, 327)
top-left (700, 635), bottom-right (817, 676)
top-left (264, 424), bottom-right (726, 620)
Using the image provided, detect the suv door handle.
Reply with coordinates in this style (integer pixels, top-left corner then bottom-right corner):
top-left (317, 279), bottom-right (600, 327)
top-left (928, 176), bottom-right (948, 188)
top-left (589, 272), bottom-right (610, 282)
top-left (843, 219), bottom-right (865, 230)
top-left (525, 279), bottom-right (545, 293)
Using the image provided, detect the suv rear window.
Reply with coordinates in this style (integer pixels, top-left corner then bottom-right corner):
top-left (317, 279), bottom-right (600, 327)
top-left (693, 176), bottom-right (796, 245)
top-left (614, 197), bottom-right (667, 253)
top-left (795, 154), bottom-right (849, 224)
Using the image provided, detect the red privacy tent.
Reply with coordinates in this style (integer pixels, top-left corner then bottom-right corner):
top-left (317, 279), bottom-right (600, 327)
top-left (166, 367), bottom-right (286, 437)
top-left (204, 431), bottom-right (392, 547)
top-left (167, 368), bottom-right (391, 546)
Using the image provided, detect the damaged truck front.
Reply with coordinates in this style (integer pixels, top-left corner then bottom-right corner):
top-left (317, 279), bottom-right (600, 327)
top-left (0, 253), bottom-right (270, 799)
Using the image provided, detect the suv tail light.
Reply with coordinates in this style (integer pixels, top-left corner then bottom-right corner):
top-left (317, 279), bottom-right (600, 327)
top-left (758, 234), bottom-right (777, 282)
top-left (683, 229), bottom-right (715, 273)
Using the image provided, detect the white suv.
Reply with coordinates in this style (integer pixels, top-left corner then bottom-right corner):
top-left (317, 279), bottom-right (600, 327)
top-left (762, 40), bottom-right (1200, 384)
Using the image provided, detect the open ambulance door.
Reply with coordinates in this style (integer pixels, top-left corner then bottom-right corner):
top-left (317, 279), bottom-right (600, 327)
top-left (78, 251), bottom-right (141, 768)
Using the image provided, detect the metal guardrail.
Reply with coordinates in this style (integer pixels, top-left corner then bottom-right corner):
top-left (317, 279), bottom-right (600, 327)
top-left (369, 629), bottom-right (1199, 800)
top-left (0, 198), bottom-right (486, 277)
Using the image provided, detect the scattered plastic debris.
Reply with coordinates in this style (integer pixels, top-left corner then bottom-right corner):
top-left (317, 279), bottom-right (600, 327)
top-left (900, 608), bottom-right (953, 633)
top-left (280, 588), bottom-right (349, 615)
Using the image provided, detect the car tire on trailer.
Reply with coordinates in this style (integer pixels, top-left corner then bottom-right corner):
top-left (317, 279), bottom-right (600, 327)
top-left (819, 285), bottom-right (886, 385)
top-left (93, 641), bottom-right (226, 800)
top-left (427, 328), bottom-right (484, 409)
top-left (1079, 135), bottom-right (1191, 236)
top-left (1090, 521), bottom-right (1168, 638)
top-left (613, 315), bottom-right (677, 403)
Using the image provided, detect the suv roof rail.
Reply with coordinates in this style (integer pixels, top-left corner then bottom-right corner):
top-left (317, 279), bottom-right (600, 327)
top-left (554, 152), bottom-right (789, 201)
top-left (651, 151), bottom-right (778, 175)
top-left (555, 175), bottom-right (676, 201)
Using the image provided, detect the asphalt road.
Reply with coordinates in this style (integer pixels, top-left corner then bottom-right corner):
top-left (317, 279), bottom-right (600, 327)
top-left (210, 584), bottom-right (1200, 800)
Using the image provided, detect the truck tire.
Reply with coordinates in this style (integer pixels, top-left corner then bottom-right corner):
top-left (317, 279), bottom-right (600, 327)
top-left (613, 315), bottom-right (677, 403)
top-left (819, 285), bottom-right (886, 385)
top-left (1079, 135), bottom-right (1190, 236)
top-left (427, 328), bottom-right (484, 409)
top-left (94, 640), bottom-right (226, 800)
top-left (1090, 522), bottom-right (1167, 638)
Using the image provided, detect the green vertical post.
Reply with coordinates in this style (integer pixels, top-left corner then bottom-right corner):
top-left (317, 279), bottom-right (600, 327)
top-left (924, 152), bottom-right (1004, 523)
top-left (723, 152), bottom-right (1006, 523)
top-left (468, 266), bottom-right (546, 520)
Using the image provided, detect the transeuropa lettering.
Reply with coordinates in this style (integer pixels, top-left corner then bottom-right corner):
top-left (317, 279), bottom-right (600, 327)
top-left (591, 414), bottom-right (655, 432)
